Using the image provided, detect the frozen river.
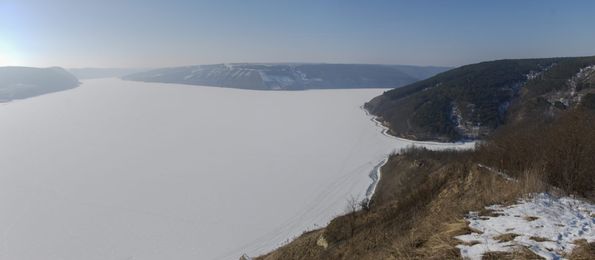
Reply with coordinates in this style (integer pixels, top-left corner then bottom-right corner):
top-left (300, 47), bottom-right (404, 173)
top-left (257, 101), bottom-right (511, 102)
top-left (0, 79), bottom-right (471, 260)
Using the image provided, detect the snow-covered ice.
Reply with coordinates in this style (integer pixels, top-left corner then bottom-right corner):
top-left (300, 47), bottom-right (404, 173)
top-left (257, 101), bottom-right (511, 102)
top-left (456, 193), bottom-right (595, 260)
top-left (0, 78), bottom-right (471, 260)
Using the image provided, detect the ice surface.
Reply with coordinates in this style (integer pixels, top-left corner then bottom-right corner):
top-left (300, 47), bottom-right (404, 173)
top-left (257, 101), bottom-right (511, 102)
top-left (0, 79), bottom-right (471, 260)
top-left (457, 193), bottom-right (595, 260)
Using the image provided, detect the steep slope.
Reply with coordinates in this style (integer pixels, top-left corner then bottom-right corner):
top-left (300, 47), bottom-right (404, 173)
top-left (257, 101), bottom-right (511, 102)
top-left (0, 66), bottom-right (80, 102)
top-left (122, 63), bottom-right (449, 90)
top-left (365, 56), bottom-right (595, 141)
top-left (256, 108), bottom-right (595, 260)
top-left (255, 57), bottom-right (595, 260)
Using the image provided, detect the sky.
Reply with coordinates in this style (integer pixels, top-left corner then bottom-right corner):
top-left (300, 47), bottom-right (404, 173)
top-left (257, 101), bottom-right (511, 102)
top-left (1, 0), bottom-right (595, 68)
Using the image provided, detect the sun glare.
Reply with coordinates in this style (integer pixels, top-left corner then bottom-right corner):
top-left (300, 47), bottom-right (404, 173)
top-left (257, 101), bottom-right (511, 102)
top-left (0, 44), bottom-right (25, 66)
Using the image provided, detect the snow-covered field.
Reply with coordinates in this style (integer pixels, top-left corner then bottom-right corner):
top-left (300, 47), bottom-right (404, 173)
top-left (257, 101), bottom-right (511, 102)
top-left (457, 193), bottom-right (595, 260)
top-left (0, 79), bottom-right (471, 260)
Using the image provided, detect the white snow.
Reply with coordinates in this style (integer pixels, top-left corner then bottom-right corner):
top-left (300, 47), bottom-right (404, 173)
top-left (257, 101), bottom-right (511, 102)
top-left (364, 158), bottom-right (388, 202)
top-left (449, 102), bottom-right (483, 138)
top-left (0, 78), bottom-right (472, 260)
top-left (456, 193), bottom-right (595, 260)
top-left (258, 71), bottom-right (296, 89)
top-left (568, 64), bottom-right (595, 97)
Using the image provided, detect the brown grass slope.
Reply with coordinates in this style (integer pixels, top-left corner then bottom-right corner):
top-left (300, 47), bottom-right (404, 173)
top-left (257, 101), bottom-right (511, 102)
top-left (258, 151), bottom-right (542, 260)
top-left (257, 108), bottom-right (595, 260)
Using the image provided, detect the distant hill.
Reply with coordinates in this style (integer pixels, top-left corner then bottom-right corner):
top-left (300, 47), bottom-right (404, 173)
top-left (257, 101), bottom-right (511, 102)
top-left (0, 66), bottom-right (80, 102)
top-left (122, 63), bottom-right (450, 90)
top-left (365, 56), bottom-right (595, 141)
top-left (69, 68), bottom-right (148, 79)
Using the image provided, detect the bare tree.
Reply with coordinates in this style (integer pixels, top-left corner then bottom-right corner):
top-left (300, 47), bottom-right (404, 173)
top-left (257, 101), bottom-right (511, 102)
top-left (345, 196), bottom-right (359, 238)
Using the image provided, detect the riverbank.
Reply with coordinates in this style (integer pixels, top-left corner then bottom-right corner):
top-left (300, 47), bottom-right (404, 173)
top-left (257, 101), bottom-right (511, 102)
top-left (362, 105), bottom-right (475, 147)
top-left (255, 148), bottom-right (554, 259)
top-left (255, 107), bottom-right (595, 259)
top-left (250, 110), bottom-right (475, 259)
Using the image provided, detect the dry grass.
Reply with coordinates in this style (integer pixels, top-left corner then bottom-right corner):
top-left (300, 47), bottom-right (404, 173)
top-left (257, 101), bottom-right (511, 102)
top-left (257, 229), bottom-right (327, 260)
top-left (477, 208), bottom-right (502, 218)
top-left (529, 236), bottom-right (550, 242)
top-left (476, 109), bottom-right (595, 199)
top-left (446, 220), bottom-right (483, 237)
top-left (493, 233), bottom-right (519, 242)
top-left (567, 239), bottom-right (595, 260)
top-left (257, 109), bottom-right (595, 259)
top-left (257, 151), bottom-right (550, 259)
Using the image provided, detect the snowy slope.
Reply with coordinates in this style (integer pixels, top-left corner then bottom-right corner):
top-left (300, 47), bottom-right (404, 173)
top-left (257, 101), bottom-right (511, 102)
top-left (457, 193), bottom-right (595, 260)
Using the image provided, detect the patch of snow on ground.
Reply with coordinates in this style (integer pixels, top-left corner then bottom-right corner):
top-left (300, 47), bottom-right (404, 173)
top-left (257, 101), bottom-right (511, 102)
top-left (449, 102), bottom-right (484, 139)
top-left (259, 71), bottom-right (296, 89)
top-left (568, 64), bottom-right (595, 97)
top-left (365, 158), bottom-right (387, 201)
top-left (456, 193), bottom-right (595, 260)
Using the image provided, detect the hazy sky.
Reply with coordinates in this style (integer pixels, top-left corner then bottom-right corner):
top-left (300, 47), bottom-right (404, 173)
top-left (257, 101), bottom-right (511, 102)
top-left (1, 0), bottom-right (595, 68)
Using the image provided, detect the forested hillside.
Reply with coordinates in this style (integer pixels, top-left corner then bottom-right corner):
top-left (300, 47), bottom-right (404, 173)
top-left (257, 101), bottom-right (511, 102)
top-left (365, 56), bottom-right (595, 141)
